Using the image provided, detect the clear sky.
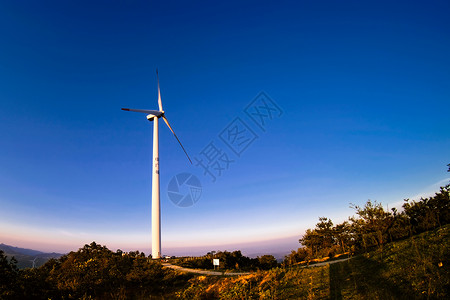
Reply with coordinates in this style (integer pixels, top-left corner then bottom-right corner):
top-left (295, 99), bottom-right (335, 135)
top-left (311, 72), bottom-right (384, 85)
top-left (0, 0), bottom-right (449, 255)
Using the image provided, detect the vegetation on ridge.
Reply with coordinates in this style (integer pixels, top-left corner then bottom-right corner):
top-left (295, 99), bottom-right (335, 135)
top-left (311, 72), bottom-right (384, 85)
top-left (175, 224), bottom-right (449, 299)
top-left (1, 167), bottom-right (448, 299)
top-left (285, 183), bottom-right (450, 265)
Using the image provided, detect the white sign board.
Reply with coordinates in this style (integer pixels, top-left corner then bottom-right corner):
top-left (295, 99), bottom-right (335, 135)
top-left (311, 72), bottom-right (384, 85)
top-left (213, 259), bottom-right (220, 266)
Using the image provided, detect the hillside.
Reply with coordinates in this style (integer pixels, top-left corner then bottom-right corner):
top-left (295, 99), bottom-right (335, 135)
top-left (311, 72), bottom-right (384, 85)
top-left (1, 182), bottom-right (448, 299)
top-left (177, 224), bottom-right (450, 299)
top-left (1, 225), bottom-right (448, 299)
top-left (0, 243), bottom-right (63, 269)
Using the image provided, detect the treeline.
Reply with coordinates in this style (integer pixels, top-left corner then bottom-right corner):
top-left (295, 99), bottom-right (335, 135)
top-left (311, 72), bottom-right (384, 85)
top-left (2, 166), bottom-right (448, 299)
top-left (0, 242), bottom-right (191, 299)
top-left (285, 183), bottom-right (450, 265)
top-left (178, 224), bottom-right (450, 299)
top-left (0, 245), bottom-right (279, 299)
top-left (177, 251), bottom-right (278, 271)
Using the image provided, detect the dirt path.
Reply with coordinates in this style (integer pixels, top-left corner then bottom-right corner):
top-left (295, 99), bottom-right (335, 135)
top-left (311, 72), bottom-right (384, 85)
top-left (163, 257), bottom-right (352, 276)
top-left (162, 263), bottom-right (250, 276)
top-left (304, 257), bottom-right (352, 267)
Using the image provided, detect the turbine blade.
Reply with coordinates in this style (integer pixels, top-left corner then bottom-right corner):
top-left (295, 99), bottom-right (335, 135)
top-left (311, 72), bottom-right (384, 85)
top-left (121, 108), bottom-right (162, 115)
top-left (162, 116), bottom-right (192, 164)
top-left (156, 69), bottom-right (163, 111)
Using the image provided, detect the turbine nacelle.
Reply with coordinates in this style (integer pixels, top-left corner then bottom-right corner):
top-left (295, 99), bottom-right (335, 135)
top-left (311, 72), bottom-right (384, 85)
top-left (146, 114), bottom-right (157, 121)
top-left (121, 108), bottom-right (164, 117)
top-left (121, 71), bottom-right (192, 164)
top-left (146, 112), bottom-right (164, 121)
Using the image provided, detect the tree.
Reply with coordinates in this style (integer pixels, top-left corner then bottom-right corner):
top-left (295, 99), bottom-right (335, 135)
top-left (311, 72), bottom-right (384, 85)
top-left (212, 250), bottom-right (256, 270)
top-left (257, 255), bottom-right (277, 270)
top-left (350, 200), bottom-right (393, 252)
top-left (0, 250), bottom-right (19, 299)
top-left (403, 184), bottom-right (450, 234)
top-left (299, 228), bottom-right (321, 257)
top-left (300, 217), bottom-right (336, 257)
top-left (332, 221), bottom-right (353, 253)
top-left (386, 207), bottom-right (410, 242)
top-left (283, 247), bottom-right (311, 266)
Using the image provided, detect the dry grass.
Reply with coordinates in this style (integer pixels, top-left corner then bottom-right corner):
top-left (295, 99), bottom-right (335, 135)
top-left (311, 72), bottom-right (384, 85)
top-left (176, 225), bottom-right (449, 299)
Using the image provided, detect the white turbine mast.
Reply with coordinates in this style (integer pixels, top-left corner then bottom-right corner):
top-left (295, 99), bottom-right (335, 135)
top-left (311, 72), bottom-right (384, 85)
top-left (30, 257), bottom-right (37, 268)
top-left (122, 69), bottom-right (192, 259)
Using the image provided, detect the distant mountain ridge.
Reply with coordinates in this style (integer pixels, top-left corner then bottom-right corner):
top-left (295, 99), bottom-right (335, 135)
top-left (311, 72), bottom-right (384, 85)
top-left (0, 243), bottom-right (63, 269)
top-left (246, 251), bottom-right (288, 262)
top-left (0, 243), bottom-right (45, 256)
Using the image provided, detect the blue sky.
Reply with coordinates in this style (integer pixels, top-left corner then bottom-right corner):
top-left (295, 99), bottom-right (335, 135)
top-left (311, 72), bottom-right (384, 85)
top-left (0, 0), bottom-right (449, 255)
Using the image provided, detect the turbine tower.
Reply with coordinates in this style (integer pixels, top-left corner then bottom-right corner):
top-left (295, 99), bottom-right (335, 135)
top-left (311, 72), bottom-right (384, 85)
top-left (30, 257), bottom-right (37, 268)
top-left (122, 70), bottom-right (192, 259)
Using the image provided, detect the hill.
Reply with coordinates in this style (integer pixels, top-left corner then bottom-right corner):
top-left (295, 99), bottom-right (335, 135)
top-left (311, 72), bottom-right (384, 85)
top-left (1, 225), bottom-right (448, 299)
top-left (0, 243), bottom-right (63, 269)
top-left (177, 224), bottom-right (450, 299)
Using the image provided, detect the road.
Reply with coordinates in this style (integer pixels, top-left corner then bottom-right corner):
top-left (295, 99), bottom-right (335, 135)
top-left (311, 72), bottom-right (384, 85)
top-left (162, 263), bottom-right (250, 276)
top-left (162, 257), bottom-right (352, 276)
top-left (303, 257), bottom-right (352, 267)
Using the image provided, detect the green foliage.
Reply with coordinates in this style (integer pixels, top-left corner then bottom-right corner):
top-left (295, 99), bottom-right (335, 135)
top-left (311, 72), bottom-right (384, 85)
top-left (350, 200), bottom-right (393, 251)
top-left (4, 242), bottom-right (192, 299)
top-left (283, 247), bottom-right (311, 265)
top-left (290, 182), bottom-right (450, 266)
top-left (404, 184), bottom-right (450, 234)
top-left (179, 257), bottom-right (213, 269)
top-left (4, 172), bottom-right (449, 299)
top-left (257, 255), bottom-right (277, 270)
top-left (376, 225), bottom-right (450, 299)
top-left (214, 250), bottom-right (254, 270)
top-left (176, 267), bottom-right (329, 299)
top-left (178, 250), bottom-right (278, 271)
top-left (299, 217), bottom-right (337, 258)
top-left (0, 250), bottom-right (20, 299)
top-left (329, 225), bottom-right (450, 299)
top-left (178, 225), bottom-right (449, 299)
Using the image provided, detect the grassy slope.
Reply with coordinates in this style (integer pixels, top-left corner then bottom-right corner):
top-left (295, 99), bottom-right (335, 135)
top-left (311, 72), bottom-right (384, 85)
top-left (176, 225), bottom-right (450, 299)
top-left (338, 224), bottom-right (450, 299)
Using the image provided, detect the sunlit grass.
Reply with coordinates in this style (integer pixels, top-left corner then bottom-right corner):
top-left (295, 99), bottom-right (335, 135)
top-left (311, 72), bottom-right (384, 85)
top-left (177, 224), bottom-right (450, 299)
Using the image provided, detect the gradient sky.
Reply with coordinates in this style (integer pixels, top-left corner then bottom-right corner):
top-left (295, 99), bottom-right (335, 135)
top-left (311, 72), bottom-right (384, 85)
top-left (0, 0), bottom-right (449, 255)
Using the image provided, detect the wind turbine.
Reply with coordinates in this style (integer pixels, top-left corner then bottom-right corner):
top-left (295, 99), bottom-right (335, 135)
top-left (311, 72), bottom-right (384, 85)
top-left (122, 70), bottom-right (192, 259)
top-left (30, 257), bottom-right (37, 268)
